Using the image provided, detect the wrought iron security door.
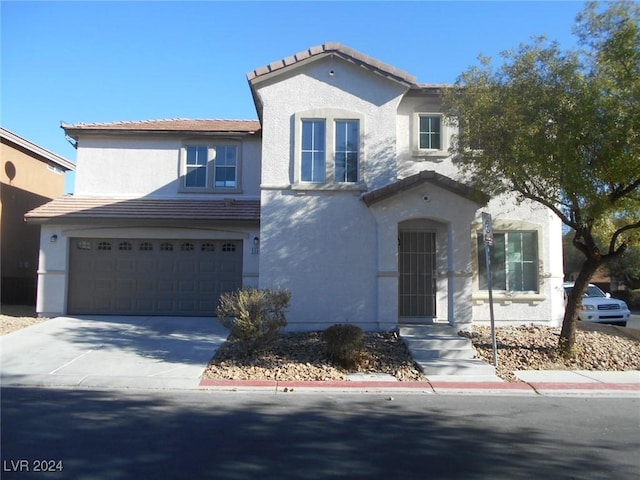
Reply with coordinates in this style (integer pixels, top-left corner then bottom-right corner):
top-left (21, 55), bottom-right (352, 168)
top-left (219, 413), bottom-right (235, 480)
top-left (399, 231), bottom-right (437, 319)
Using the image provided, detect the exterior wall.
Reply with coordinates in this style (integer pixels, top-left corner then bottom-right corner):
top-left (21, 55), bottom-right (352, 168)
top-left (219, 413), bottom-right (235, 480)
top-left (1, 139), bottom-right (68, 304)
top-left (396, 92), bottom-right (460, 181)
top-left (37, 50), bottom-right (565, 328)
top-left (259, 190), bottom-right (378, 330)
top-left (470, 195), bottom-right (565, 327)
top-left (257, 56), bottom-right (408, 191)
top-left (367, 183), bottom-right (482, 330)
top-left (396, 92), bottom-right (564, 327)
top-left (255, 56), bottom-right (409, 330)
top-left (36, 223), bottom-right (259, 317)
top-left (74, 135), bottom-right (262, 198)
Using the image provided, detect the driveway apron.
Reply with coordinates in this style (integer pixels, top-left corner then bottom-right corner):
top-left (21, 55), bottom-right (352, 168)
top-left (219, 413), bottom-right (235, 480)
top-left (0, 316), bottom-right (228, 389)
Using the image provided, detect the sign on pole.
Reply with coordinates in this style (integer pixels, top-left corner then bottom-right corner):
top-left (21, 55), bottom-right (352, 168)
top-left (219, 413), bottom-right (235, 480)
top-left (482, 212), bottom-right (498, 367)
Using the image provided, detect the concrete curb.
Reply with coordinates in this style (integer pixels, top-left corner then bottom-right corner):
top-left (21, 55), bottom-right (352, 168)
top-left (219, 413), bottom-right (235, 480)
top-left (198, 378), bottom-right (640, 397)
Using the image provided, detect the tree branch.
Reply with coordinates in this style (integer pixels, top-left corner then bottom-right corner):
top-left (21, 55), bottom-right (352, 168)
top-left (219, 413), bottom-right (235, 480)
top-left (609, 219), bottom-right (640, 254)
top-left (609, 178), bottom-right (640, 203)
top-left (513, 180), bottom-right (578, 229)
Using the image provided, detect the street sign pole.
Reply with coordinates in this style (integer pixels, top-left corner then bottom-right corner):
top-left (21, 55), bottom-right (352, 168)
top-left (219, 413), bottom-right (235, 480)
top-left (482, 212), bottom-right (498, 367)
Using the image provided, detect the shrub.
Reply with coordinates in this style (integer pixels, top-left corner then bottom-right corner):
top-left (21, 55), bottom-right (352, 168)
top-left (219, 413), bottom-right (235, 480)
top-left (216, 288), bottom-right (291, 356)
top-left (321, 324), bottom-right (371, 369)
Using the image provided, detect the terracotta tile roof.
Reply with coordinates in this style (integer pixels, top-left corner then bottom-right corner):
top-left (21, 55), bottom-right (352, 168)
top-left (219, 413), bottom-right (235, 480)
top-left (62, 119), bottom-right (261, 138)
top-left (25, 196), bottom-right (260, 223)
top-left (361, 170), bottom-right (489, 206)
top-left (247, 42), bottom-right (417, 86)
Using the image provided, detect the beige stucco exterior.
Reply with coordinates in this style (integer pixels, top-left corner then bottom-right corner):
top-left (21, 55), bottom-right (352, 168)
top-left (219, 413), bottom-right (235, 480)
top-left (1, 128), bottom-right (74, 304)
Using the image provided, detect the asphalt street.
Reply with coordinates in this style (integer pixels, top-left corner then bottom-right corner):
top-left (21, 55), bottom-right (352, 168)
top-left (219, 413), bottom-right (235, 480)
top-left (1, 387), bottom-right (638, 480)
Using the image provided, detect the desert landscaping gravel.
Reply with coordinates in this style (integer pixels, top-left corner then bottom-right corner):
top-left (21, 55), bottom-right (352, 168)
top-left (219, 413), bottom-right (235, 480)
top-left (2, 306), bottom-right (638, 383)
top-left (204, 322), bottom-right (640, 383)
top-left (0, 305), bottom-right (48, 335)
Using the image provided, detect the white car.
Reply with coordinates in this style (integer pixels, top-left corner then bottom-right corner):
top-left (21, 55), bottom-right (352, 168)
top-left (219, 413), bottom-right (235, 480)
top-left (563, 282), bottom-right (631, 325)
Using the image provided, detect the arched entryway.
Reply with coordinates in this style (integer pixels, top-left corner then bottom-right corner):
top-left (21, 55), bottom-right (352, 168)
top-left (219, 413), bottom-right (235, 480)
top-left (398, 219), bottom-right (445, 324)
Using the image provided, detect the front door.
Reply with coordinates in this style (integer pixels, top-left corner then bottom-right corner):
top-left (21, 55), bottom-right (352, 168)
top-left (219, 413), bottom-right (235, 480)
top-left (399, 230), bottom-right (436, 322)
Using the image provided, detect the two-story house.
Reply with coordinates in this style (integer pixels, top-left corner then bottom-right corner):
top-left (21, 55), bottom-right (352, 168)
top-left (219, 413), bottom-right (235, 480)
top-left (27, 43), bottom-right (565, 330)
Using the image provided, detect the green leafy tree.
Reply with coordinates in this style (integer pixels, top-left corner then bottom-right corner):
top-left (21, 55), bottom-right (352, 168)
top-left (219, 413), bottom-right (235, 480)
top-left (608, 246), bottom-right (640, 288)
top-left (443, 1), bottom-right (640, 355)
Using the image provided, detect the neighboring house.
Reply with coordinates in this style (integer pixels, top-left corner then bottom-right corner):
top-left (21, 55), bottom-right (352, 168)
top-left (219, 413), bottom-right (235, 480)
top-left (26, 43), bottom-right (565, 330)
top-left (1, 127), bottom-right (75, 305)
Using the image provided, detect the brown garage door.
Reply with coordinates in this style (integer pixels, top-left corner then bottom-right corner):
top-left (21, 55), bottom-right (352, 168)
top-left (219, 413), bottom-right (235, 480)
top-left (67, 238), bottom-right (243, 316)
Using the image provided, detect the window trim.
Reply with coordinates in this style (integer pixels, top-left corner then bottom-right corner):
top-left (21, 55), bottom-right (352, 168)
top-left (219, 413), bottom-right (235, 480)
top-left (179, 139), bottom-right (243, 194)
top-left (473, 221), bottom-right (546, 304)
top-left (412, 112), bottom-right (448, 159)
top-left (300, 119), bottom-right (327, 183)
top-left (293, 109), bottom-right (366, 191)
top-left (476, 231), bottom-right (539, 294)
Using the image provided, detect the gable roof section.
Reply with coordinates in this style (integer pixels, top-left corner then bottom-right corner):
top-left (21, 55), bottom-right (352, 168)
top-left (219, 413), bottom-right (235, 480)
top-left (62, 119), bottom-right (261, 140)
top-left (247, 42), bottom-right (418, 86)
top-left (1, 127), bottom-right (75, 171)
top-left (25, 196), bottom-right (260, 223)
top-left (247, 42), bottom-right (418, 121)
top-left (361, 170), bottom-right (489, 207)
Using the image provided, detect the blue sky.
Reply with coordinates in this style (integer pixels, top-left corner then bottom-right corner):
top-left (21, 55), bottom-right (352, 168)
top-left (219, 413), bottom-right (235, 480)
top-left (2, 1), bottom-right (586, 193)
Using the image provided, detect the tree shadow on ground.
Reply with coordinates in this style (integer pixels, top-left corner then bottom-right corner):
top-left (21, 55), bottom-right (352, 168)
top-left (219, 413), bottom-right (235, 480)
top-left (54, 315), bottom-right (228, 366)
top-left (2, 387), bottom-right (637, 480)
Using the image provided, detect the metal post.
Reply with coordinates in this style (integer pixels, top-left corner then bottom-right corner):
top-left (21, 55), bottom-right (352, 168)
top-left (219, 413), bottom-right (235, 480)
top-left (482, 212), bottom-right (498, 367)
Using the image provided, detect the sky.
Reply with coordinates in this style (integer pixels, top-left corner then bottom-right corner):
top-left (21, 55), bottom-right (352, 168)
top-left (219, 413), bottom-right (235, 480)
top-left (1, 0), bottom-right (587, 193)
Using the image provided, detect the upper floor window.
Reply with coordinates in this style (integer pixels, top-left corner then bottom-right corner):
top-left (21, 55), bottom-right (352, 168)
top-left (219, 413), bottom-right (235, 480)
top-left (477, 231), bottom-right (538, 292)
top-left (335, 120), bottom-right (359, 183)
top-left (294, 109), bottom-right (364, 189)
top-left (185, 146), bottom-right (209, 188)
top-left (214, 146), bottom-right (238, 188)
top-left (419, 115), bottom-right (441, 150)
top-left (181, 142), bottom-right (241, 193)
top-left (301, 120), bottom-right (326, 183)
top-left (412, 112), bottom-right (448, 158)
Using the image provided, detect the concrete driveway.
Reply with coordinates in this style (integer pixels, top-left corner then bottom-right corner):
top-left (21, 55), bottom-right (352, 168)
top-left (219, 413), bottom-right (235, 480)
top-left (1, 316), bottom-right (229, 389)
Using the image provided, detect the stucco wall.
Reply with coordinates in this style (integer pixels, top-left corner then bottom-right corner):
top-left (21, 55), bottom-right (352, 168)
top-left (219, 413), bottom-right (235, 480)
top-left (396, 93), bottom-right (564, 327)
top-left (255, 54), bottom-right (564, 330)
top-left (259, 190), bottom-right (378, 330)
top-left (470, 195), bottom-right (565, 326)
top-left (74, 135), bottom-right (261, 198)
top-left (1, 139), bottom-right (68, 302)
top-left (1, 141), bottom-right (67, 198)
top-left (367, 182), bottom-right (482, 328)
top-left (256, 56), bottom-right (408, 191)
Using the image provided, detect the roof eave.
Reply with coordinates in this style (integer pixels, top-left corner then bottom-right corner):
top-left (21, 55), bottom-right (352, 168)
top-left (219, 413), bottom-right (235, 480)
top-left (361, 170), bottom-right (490, 207)
top-left (62, 128), bottom-right (260, 140)
top-left (247, 42), bottom-right (417, 89)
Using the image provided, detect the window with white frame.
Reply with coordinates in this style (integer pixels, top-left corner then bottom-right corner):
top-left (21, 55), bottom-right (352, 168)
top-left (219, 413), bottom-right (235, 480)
top-left (295, 110), bottom-right (363, 187)
top-left (181, 142), bottom-right (241, 192)
top-left (419, 115), bottom-right (442, 150)
top-left (412, 112), bottom-right (448, 156)
top-left (477, 231), bottom-right (538, 292)
top-left (184, 145), bottom-right (208, 188)
top-left (301, 120), bottom-right (326, 183)
top-left (335, 120), bottom-right (359, 183)
top-left (214, 146), bottom-right (238, 188)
